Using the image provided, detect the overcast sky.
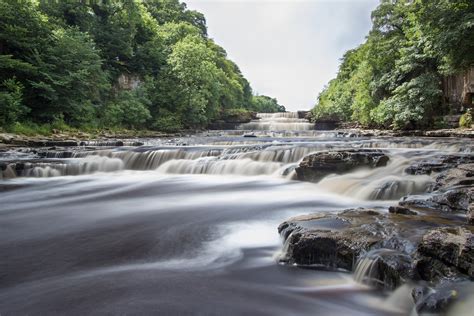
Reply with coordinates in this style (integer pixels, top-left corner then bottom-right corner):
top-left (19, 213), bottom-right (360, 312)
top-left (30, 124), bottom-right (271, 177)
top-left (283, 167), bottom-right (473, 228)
top-left (185, 0), bottom-right (379, 111)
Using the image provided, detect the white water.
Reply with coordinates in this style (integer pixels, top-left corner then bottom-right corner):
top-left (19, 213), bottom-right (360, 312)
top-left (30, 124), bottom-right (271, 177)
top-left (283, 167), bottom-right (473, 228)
top-left (238, 112), bottom-right (315, 131)
top-left (2, 135), bottom-right (471, 201)
top-left (1, 113), bottom-right (473, 315)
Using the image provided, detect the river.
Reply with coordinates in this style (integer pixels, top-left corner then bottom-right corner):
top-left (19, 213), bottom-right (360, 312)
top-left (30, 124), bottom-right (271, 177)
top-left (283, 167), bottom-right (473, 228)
top-left (0, 113), bottom-right (472, 315)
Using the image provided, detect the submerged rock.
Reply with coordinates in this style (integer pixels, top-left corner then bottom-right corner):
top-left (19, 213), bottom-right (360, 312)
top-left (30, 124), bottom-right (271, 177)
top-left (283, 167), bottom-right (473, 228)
top-left (295, 149), bottom-right (389, 182)
top-left (388, 205), bottom-right (417, 216)
top-left (412, 282), bottom-right (459, 314)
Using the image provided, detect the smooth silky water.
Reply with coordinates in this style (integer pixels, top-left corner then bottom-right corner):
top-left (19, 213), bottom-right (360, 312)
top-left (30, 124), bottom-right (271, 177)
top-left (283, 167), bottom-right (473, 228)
top-left (1, 113), bottom-right (472, 315)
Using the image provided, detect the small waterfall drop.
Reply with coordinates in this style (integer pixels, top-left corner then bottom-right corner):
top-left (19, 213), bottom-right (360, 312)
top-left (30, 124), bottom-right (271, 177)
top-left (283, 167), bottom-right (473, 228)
top-left (353, 248), bottom-right (412, 289)
top-left (238, 112), bottom-right (314, 131)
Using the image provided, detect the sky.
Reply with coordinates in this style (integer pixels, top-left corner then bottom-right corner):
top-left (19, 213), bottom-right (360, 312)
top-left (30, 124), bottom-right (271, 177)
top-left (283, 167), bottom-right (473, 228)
top-left (185, 0), bottom-right (379, 111)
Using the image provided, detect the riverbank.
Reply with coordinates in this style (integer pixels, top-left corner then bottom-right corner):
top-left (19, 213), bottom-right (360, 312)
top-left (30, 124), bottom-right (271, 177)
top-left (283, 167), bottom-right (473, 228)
top-left (1, 127), bottom-right (473, 149)
top-left (0, 129), bottom-right (184, 148)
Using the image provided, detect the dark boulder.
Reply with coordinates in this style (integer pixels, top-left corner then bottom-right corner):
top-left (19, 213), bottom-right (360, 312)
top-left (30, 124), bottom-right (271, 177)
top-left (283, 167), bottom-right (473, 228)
top-left (354, 249), bottom-right (413, 290)
top-left (297, 111), bottom-right (310, 119)
top-left (295, 149), bottom-right (389, 182)
top-left (468, 203), bottom-right (474, 224)
top-left (278, 209), bottom-right (392, 271)
top-left (415, 227), bottom-right (474, 281)
top-left (388, 205), bottom-right (417, 216)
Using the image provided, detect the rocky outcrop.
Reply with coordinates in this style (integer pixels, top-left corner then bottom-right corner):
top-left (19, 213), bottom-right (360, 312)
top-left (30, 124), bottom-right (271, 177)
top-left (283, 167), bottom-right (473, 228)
top-left (442, 67), bottom-right (474, 112)
top-left (399, 163), bottom-right (474, 219)
top-left (356, 249), bottom-right (413, 290)
top-left (404, 155), bottom-right (474, 176)
top-left (116, 73), bottom-right (141, 91)
top-left (278, 205), bottom-right (473, 292)
top-left (415, 227), bottom-right (474, 281)
top-left (297, 111), bottom-right (310, 119)
top-left (278, 209), bottom-right (393, 271)
top-left (295, 149), bottom-right (389, 182)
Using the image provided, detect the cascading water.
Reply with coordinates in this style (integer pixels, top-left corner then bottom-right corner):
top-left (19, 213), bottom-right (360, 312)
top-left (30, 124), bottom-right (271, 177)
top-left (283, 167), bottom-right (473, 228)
top-left (238, 112), bottom-right (315, 131)
top-left (1, 130), bottom-right (473, 315)
top-left (1, 138), bottom-right (471, 200)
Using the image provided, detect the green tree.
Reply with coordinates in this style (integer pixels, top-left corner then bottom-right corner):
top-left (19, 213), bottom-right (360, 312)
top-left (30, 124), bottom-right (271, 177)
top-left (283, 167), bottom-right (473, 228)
top-left (0, 78), bottom-right (27, 127)
top-left (29, 28), bottom-right (109, 125)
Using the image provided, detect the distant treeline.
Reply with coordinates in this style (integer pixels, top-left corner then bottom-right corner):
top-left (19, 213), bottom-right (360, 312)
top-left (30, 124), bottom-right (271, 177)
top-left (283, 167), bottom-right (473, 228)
top-left (312, 0), bottom-right (473, 130)
top-left (0, 0), bottom-right (284, 134)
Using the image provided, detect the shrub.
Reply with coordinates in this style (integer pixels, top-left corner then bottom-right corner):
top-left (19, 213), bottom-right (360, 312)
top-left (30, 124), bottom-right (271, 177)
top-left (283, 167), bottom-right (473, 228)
top-left (221, 108), bottom-right (252, 123)
top-left (459, 110), bottom-right (473, 128)
top-left (0, 79), bottom-right (28, 127)
top-left (9, 121), bottom-right (51, 136)
top-left (152, 113), bottom-right (183, 133)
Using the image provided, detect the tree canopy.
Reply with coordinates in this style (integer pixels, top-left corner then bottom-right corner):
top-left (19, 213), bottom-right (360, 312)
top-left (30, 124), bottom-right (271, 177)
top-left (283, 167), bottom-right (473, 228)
top-left (0, 0), bottom-right (284, 132)
top-left (311, 0), bottom-right (474, 130)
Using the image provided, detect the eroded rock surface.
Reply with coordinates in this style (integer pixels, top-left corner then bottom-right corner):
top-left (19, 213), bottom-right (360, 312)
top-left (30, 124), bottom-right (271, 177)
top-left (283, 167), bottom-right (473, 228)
top-left (415, 227), bottom-right (474, 281)
top-left (295, 149), bottom-right (389, 182)
top-left (278, 209), bottom-right (393, 271)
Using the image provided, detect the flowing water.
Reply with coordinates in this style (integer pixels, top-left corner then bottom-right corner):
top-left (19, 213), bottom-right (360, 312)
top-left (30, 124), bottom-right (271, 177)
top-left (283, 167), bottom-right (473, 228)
top-left (1, 113), bottom-right (473, 315)
top-left (238, 112), bottom-right (315, 131)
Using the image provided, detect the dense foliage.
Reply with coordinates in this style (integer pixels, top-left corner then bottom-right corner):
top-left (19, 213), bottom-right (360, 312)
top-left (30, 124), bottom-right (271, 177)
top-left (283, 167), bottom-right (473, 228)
top-left (0, 0), bottom-right (283, 133)
top-left (312, 0), bottom-right (474, 129)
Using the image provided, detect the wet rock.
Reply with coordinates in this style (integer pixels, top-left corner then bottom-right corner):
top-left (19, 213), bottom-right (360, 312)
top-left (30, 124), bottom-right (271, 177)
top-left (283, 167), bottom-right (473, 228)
top-left (423, 129), bottom-right (474, 138)
top-left (17, 140), bottom-right (80, 147)
top-left (415, 227), bottom-right (474, 281)
top-left (430, 188), bottom-right (472, 212)
top-left (400, 188), bottom-right (473, 213)
top-left (468, 204), bottom-right (474, 224)
top-left (297, 111), bottom-right (310, 119)
top-left (405, 155), bottom-right (474, 176)
top-left (388, 205), bottom-right (417, 216)
top-left (295, 149), bottom-right (389, 182)
top-left (355, 249), bottom-right (413, 290)
top-left (278, 209), bottom-right (392, 271)
top-left (412, 283), bottom-right (459, 314)
top-left (435, 163), bottom-right (474, 189)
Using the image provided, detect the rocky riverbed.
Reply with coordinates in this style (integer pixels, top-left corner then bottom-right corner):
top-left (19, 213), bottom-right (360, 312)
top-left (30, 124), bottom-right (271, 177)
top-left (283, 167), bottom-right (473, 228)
top-left (1, 125), bottom-right (474, 315)
top-left (279, 151), bottom-right (474, 314)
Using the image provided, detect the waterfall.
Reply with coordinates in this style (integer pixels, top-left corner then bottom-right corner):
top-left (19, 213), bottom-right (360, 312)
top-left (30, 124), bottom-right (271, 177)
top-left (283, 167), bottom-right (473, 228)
top-left (353, 248), bottom-right (412, 288)
top-left (2, 137), bottom-right (471, 204)
top-left (238, 112), bottom-right (314, 131)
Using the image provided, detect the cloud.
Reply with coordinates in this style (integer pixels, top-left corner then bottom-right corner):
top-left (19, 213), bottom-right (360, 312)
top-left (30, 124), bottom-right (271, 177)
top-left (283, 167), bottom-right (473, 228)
top-left (185, 0), bottom-right (379, 111)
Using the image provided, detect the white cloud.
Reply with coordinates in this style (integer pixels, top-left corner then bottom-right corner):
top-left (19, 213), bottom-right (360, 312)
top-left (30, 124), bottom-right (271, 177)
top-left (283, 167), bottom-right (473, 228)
top-left (185, 0), bottom-right (379, 111)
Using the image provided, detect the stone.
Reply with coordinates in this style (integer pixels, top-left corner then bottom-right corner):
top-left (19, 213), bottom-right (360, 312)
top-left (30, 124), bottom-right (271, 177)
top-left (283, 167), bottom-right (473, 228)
top-left (415, 227), bottom-right (474, 280)
top-left (355, 249), bottom-right (413, 290)
top-left (412, 283), bottom-right (459, 314)
top-left (278, 209), bottom-right (392, 271)
top-left (405, 155), bottom-right (474, 176)
top-left (468, 203), bottom-right (474, 224)
top-left (388, 205), bottom-right (417, 215)
top-left (295, 149), bottom-right (389, 182)
top-left (399, 188), bottom-right (473, 213)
